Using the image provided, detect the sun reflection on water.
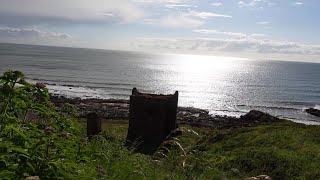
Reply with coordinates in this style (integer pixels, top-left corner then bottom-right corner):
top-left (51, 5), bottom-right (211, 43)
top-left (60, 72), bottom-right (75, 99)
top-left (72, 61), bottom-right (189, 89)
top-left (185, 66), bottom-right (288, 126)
top-left (173, 54), bottom-right (245, 80)
top-left (159, 54), bottom-right (250, 112)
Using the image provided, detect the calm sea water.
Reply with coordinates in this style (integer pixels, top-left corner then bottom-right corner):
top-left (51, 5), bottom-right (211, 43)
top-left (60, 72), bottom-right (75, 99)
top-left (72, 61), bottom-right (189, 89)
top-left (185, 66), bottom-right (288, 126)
top-left (1, 43), bottom-right (320, 124)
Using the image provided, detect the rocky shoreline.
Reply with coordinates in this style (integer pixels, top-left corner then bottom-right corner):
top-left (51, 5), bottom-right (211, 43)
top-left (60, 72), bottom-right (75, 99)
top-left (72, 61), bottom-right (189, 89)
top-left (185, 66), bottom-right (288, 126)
top-left (51, 95), bottom-right (281, 129)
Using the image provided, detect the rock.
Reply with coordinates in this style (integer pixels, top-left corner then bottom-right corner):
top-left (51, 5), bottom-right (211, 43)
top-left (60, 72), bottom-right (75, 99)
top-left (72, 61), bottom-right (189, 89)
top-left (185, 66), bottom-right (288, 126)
top-left (306, 108), bottom-right (320, 117)
top-left (245, 175), bottom-right (272, 180)
top-left (49, 94), bottom-right (281, 130)
top-left (219, 110), bottom-right (280, 129)
top-left (36, 82), bottom-right (46, 89)
top-left (239, 110), bottom-right (280, 124)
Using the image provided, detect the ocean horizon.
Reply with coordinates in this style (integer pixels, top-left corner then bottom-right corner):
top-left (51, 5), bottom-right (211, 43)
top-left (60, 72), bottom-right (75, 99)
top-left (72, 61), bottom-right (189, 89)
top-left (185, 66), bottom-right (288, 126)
top-left (1, 43), bottom-right (320, 125)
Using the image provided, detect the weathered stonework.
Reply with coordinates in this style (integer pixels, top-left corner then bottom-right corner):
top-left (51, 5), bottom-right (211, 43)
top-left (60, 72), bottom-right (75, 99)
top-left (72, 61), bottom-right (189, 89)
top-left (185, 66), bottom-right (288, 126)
top-left (126, 88), bottom-right (178, 153)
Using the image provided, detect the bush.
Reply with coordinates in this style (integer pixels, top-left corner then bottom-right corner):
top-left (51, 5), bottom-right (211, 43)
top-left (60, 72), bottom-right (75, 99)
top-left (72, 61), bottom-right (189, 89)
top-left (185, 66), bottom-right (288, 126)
top-left (0, 71), bottom-right (81, 179)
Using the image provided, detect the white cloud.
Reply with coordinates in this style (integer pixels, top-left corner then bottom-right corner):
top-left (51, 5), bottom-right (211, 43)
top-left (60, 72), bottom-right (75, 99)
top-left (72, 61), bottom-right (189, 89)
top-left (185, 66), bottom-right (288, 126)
top-left (143, 10), bottom-right (231, 28)
top-left (211, 2), bottom-right (223, 7)
top-left (0, 0), bottom-right (229, 29)
top-left (164, 4), bottom-right (195, 11)
top-left (189, 11), bottom-right (232, 19)
top-left (165, 4), bottom-right (193, 8)
top-left (192, 29), bottom-right (247, 38)
top-left (237, 0), bottom-right (275, 8)
top-left (144, 14), bottom-right (204, 28)
top-left (133, 0), bottom-right (183, 3)
top-left (293, 2), bottom-right (304, 6)
top-left (193, 29), bottom-right (266, 38)
top-left (251, 33), bottom-right (266, 37)
top-left (256, 21), bottom-right (270, 25)
top-left (0, 0), bottom-right (144, 25)
top-left (237, 0), bottom-right (262, 7)
top-left (0, 27), bottom-right (71, 39)
top-left (101, 13), bottom-right (115, 17)
top-left (132, 37), bottom-right (320, 59)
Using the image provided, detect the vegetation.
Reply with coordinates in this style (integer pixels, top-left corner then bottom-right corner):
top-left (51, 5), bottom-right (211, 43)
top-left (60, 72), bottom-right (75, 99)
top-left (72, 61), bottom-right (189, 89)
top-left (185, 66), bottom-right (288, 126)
top-left (1, 71), bottom-right (320, 179)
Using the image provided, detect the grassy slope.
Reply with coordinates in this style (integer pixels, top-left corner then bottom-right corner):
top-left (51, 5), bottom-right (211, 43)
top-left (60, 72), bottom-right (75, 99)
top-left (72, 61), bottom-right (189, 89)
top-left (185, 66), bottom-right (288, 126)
top-left (84, 119), bottom-right (320, 180)
top-left (198, 120), bottom-right (320, 179)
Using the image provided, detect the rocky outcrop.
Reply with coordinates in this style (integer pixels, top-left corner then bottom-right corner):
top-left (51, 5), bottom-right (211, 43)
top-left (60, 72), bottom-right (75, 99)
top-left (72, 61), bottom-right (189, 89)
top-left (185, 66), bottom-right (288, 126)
top-left (217, 110), bottom-right (280, 129)
top-left (306, 108), bottom-right (320, 117)
top-left (51, 95), bottom-right (282, 129)
top-left (51, 95), bottom-right (129, 119)
top-left (239, 110), bottom-right (280, 124)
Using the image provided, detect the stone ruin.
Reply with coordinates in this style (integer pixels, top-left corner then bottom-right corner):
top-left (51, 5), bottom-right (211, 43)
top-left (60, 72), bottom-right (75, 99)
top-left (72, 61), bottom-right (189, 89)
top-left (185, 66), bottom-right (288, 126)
top-left (87, 112), bottom-right (101, 138)
top-left (126, 88), bottom-right (179, 153)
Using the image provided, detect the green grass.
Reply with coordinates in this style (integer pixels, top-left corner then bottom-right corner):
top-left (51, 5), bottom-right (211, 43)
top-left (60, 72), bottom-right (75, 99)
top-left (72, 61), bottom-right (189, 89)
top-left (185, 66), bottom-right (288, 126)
top-left (77, 119), bottom-right (320, 179)
top-left (184, 120), bottom-right (320, 179)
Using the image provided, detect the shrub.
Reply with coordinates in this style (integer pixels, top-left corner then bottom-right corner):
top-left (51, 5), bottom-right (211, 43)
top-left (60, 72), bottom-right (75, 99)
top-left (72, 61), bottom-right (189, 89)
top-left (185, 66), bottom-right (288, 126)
top-left (0, 71), bottom-right (81, 179)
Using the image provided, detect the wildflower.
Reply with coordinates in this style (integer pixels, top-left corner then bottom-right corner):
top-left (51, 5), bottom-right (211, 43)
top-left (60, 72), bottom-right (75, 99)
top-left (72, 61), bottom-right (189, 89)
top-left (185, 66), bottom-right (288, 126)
top-left (95, 165), bottom-right (106, 175)
top-left (44, 126), bottom-right (55, 135)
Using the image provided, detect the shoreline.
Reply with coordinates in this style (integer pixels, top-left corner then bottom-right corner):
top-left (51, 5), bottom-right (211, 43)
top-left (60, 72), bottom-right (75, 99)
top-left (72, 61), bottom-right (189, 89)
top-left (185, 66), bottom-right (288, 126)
top-left (51, 95), bottom-right (283, 129)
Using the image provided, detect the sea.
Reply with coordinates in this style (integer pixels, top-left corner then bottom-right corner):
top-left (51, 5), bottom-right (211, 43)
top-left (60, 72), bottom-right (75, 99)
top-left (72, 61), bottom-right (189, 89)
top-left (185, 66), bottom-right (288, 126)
top-left (0, 43), bottom-right (320, 125)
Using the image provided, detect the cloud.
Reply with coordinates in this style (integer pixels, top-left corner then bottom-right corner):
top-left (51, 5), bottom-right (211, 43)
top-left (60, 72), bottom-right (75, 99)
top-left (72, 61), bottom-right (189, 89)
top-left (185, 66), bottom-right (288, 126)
top-left (237, 0), bottom-right (261, 7)
top-left (293, 2), bottom-right (304, 6)
top-left (237, 0), bottom-right (275, 9)
top-left (256, 21), bottom-right (270, 25)
top-left (165, 4), bottom-right (193, 8)
top-left (192, 29), bottom-right (247, 38)
top-left (143, 10), bottom-right (231, 28)
top-left (257, 21), bottom-right (272, 29)
top-left (144, 14), bottom-right (204, 28)
top-left (0, 0), bottom-right (144, 26)
top-left (0, 0), bottom-right (229, 29)
top-left (251, 33), bottom-right (266, 37)
top-left (132, 37), bottom-right (320, 58)
top-left (0, 27), bottom-right (71, 39)
top-left (189, 11), bottom-right (232, 19)
top-left (211, 2), bottom-right (223, 7)
top-left (164, 4), bottom-right (195, 11)
top-left (192, 29), bottom-right (266, 38)
top-left (133, 0), bottom-right (183, 3)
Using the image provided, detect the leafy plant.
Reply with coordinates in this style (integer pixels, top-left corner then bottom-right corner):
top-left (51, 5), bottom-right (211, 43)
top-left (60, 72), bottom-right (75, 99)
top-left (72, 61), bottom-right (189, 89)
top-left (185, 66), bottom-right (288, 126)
top-left (0, 71), bottom-right (82, 179)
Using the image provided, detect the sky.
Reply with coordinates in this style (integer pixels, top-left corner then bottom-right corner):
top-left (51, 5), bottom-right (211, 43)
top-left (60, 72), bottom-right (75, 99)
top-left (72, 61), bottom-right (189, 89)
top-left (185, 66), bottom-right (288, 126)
top-left (0, 0), bottom-right (319, 62)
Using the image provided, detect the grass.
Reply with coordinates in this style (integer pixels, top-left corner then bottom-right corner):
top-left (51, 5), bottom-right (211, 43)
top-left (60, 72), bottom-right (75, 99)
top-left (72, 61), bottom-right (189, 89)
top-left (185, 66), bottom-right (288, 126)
top-left (78, 118), bottom-right (320, 180)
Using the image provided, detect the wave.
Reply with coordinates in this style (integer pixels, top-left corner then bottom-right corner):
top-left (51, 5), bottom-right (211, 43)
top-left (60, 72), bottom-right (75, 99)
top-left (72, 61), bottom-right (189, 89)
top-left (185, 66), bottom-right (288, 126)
top-left (213, 109), bottom-right (250, 114)
top-left (237, 104), bottom-right (303, 111)
top-left (28, 78), bottom-right (140, 91)
top-left (44, 83), bottom-right (133, 92)
top-left (268, 100), bottom-right (315, 107)
top-left (29, 78), bottom-right (137, 87)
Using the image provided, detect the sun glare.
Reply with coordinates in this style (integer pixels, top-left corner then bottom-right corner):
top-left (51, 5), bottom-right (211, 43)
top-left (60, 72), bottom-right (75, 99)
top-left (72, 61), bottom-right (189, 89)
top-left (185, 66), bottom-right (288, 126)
top-left (173, 54), bottom-right (246, 77)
